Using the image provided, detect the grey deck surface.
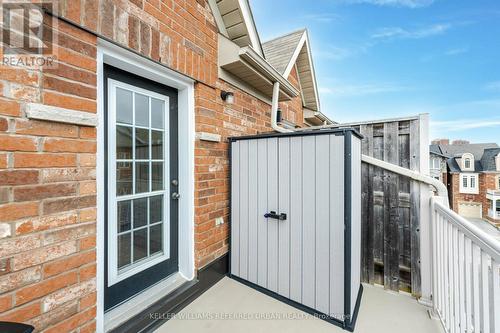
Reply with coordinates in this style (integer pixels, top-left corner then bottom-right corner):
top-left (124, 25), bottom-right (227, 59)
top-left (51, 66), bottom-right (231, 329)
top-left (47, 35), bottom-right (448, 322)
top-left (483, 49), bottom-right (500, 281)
top-left (155, 277), bottom-right (443, 333)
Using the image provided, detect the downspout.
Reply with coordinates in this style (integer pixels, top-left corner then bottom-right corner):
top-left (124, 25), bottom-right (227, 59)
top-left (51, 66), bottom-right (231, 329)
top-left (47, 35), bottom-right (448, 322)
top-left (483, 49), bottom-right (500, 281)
top-left (271, 82), bottom-right (293, 133)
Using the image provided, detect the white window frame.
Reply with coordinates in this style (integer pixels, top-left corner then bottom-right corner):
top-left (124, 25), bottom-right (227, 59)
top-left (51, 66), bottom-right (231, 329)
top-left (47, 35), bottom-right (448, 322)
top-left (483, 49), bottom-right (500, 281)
top-left (107, 79), bottom-right (171, 286)
top-left (461, 153), bottom-right (474, 171)
top-left (459, 173), bottom-right (479, 194)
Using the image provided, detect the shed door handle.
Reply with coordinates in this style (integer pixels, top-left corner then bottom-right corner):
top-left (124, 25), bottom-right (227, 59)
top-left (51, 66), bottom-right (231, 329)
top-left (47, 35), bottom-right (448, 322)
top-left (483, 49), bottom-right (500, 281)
top-left (264, 211), bottom-right (287, 220)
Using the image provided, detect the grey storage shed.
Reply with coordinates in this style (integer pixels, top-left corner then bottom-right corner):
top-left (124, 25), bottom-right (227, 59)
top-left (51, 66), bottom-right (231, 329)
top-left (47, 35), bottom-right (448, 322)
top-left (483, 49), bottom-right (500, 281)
top-left (229, 128), bottom-right (362, 331)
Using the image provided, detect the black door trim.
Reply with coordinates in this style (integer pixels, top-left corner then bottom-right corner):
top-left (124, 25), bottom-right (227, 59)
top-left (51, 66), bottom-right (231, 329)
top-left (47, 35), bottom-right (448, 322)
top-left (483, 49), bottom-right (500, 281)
top-left (104, 64), bottom-right (179, 310)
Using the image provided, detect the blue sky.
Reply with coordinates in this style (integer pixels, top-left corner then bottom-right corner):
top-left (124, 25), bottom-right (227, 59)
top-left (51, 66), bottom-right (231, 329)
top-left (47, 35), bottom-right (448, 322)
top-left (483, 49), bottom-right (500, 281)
top-left (251, 0), bottom-right (500, 143)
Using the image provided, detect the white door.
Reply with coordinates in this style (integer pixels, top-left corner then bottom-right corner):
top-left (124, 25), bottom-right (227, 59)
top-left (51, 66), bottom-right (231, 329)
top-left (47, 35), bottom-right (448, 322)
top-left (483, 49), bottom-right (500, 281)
top-left (458, 202), bottom-right (482, 219)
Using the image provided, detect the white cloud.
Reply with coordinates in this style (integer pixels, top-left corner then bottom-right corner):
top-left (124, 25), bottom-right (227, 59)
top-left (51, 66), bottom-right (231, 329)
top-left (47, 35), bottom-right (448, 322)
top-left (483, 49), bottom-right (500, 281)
top-left (340, 0), bottom-right (435, 8)
top-left (431, 118), bottom-right (500, 132)
top-left (303, 13), bottom-right (340, 23)
top-left (445, 47), bottom-right (468, 56)
top-left (371, 23), bottom-right (451, 39)
top-left (484, 81), bottom-right (500, 93)
top-left (319, 83), bottom-right (409, 96)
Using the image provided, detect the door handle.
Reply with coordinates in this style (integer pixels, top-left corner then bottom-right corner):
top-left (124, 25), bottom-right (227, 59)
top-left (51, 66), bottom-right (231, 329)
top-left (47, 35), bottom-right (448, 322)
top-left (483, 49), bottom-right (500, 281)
top-left (171, 192), bottom-right (180, 200)
top-left (264, 211), bottom-right (287, 221)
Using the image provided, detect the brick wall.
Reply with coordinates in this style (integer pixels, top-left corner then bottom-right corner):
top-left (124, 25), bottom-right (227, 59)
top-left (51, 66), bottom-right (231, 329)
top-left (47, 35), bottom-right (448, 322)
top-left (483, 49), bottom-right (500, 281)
top-left (449, 173), bottom-right (500, 224)
top-left (0, 14), bottom-right (98, 332)
top-left (0, 0), bottom-right (310, 330)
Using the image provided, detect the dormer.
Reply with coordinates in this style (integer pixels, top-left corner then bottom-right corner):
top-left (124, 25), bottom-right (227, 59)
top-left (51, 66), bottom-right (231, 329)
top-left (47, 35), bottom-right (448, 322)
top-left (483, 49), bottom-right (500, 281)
top-left (461, 153), bottom-right (474, 171)
top-left (496, 153), bottom-right (500, 171)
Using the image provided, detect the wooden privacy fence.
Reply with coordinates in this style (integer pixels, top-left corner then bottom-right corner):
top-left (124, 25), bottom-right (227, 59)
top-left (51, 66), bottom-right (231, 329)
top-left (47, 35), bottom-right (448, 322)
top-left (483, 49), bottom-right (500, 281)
top-left (343, 115), bottom-right (429, 296)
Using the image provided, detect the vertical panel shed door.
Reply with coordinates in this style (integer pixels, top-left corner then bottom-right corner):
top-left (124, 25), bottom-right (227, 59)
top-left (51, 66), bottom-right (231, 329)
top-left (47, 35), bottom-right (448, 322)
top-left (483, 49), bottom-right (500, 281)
top-left (230, 130), bottom-right (361, 329)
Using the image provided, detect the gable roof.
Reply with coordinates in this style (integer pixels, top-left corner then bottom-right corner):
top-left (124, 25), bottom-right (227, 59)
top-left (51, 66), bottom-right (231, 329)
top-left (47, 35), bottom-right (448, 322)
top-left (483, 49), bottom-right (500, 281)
top-left (439, 143), bottom-right (498, 160)
top-left (481, 147), bottom-right (500, 171)
top-left (442, 143), bottom-right (500, 173)
top-left (262, 30), bottom-right (305, 74)
top-left (209, 0), bottom-right (264, 56)
top-left (262, 29), bottom-right (321, 112)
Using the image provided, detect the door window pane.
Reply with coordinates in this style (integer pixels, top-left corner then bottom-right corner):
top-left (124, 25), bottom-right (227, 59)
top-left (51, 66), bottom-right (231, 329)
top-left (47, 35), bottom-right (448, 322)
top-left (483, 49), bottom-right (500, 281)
top-left (152, 130), bottom-right (163, 159)
top-left (118, 233), bottom-right (131, 269)
top-left (151, 98), bottom-right (164, 129)
top-left (116, 88), bottom-right (133, 124)
top-left (133, 229), bottom-right (148, 262)
top-left (150, 195), bottom-right (163, 223)
top-left (116, 126), bottom-right (132, 159)
top-left (117, 162), bottom-right (132, 196)
top-left (117, 200), bottom-right (131, 232)
top-left (135, 93), bottom-right (149, 127)
top-left (135, 128), bottom-right (149, 160)
top-left (150, 224), bottom-right (162, 255)
top-left (135, 162), bottom-right (149, 193)
top-left (152, 162), bottom-right (163, 191)
top-left (133, 198), bottom-right (148, 228)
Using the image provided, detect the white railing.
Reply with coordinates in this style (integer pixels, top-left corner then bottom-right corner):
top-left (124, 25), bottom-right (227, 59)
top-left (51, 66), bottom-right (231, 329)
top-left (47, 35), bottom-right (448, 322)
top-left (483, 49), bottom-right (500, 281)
top-left (488, 209), bottom-right (500, 220)
top-left (431, 197), bottom-right (500, 333)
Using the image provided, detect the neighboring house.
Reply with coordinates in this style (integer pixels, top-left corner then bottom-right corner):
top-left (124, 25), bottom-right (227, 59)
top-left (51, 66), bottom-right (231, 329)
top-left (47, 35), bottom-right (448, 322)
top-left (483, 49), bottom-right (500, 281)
top-left (0, 0), bottom-right (333, 331)
top-left (433, 142), bottom-right (500, 225)
top-left (429, 144), bottom-right (449, 183)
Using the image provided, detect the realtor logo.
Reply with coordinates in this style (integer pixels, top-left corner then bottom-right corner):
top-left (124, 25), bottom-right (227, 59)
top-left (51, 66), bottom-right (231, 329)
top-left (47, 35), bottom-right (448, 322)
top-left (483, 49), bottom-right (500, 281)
top-left (1, 0), bottom-right (57, 67)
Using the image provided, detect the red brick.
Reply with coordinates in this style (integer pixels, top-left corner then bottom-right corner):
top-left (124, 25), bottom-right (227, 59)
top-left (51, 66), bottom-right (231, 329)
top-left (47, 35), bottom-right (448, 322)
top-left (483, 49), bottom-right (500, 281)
top-left (0, 154), bottom-right (7, 168)
top-left (14, 183), bottom-right (77, 202)
top-left (79, 291), bottom-right (96, 310)
top-left (0, 301), bottom-right (41, 322)
top-left (41, 167), bottom-right (95, 182)
top-left (65, 0), bottom-right (81, 22)
top-left (15, 212), bottom-right (78, 235)
top-left (0, 294), bottom-right (12, 312)
top-left (79, 126), bottom-right (96, 139)
top-left (43, 75), bottom-right (96, 99)
top-left (0, 267), bottom-right (41, 294)
top-left (15, 118), bottom-right (79, 138)
top-left (0, 170), bottom-right (39, 185)
top-left (79, 235), bottom-right (96, 250)
top-left (43, 91), bottom-right (96, 113)
top-left (12, 241), bottom-right (77, 271)
top-left (0, 97), bottom-right (21, 116)
top-left (15, 271), bottom-right (78, 305)
top-left (0, 117), bottom-right (8, 131)
top-left (44, 223), bottom-right (95, 245)
top-left (43, 250), bottom-right (96, 277)
top-left (44, 306), bottom-right (96, 333)
top-left (82, 0), bottom-right (98, 31)
top-left (0, 65), bottom-right (39, 86)
top-left (129, 15), bottom-right (140, 51)
top-left (79, 180), bottom-right (96, 195)
top-left (43, 62), bottom-right (96, 86)
top-left (43, 195), bottom-right (96, 214)
top-left (79, 263), bottom-right (96, 281)
top-left (14, 153), bottom-right (77, 168)
top-left (0, 135), bottom-right (37, 151)
top-left (43, 138), bottom-right (96, 153)
top-left (54, 45), bottom-right (96, 72)
top-left (0, 233), bottom-right (42, 257)
top-left (99, 0), bottom-right (114, 39)
top-left (0, 201), bottom-right (38, 222)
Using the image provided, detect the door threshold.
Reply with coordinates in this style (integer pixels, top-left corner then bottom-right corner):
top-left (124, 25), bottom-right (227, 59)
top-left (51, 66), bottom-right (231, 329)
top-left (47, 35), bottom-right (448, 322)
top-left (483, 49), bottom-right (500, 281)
top-left (104, 272), bottom-right (187, 332)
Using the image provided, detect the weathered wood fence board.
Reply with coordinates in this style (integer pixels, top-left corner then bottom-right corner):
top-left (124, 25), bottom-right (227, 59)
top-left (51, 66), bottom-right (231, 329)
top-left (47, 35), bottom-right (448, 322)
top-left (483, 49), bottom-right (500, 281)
top-left (348, 117), bottom-right (423, 296)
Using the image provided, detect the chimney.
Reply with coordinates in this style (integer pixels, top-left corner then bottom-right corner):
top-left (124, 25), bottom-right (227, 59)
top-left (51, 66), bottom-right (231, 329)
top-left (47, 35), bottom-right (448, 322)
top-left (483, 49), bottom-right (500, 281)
top-left (431, 138), bottom-right (450, 145)
top-left (451, 139), bottom-right (470, 145)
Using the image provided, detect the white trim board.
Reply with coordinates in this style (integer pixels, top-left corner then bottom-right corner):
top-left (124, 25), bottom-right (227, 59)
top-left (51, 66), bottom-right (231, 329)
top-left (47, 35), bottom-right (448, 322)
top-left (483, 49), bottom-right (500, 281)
top-left (96, 39), bottom-right (195, 333)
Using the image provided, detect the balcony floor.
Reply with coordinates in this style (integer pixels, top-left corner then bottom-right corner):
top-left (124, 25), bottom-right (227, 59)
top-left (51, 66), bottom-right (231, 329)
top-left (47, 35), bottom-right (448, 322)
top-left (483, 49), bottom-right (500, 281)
top-left (155, 277), bottom-right (444, 333)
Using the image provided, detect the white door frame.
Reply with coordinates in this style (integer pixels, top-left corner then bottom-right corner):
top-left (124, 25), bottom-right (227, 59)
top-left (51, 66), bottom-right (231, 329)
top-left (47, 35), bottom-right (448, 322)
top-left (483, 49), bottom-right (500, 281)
top-left (96, 39), bottom-right (195, 332)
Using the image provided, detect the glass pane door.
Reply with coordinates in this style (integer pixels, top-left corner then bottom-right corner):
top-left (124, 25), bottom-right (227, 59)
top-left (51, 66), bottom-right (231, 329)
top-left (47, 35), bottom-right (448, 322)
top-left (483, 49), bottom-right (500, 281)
top-left (107, 79), bottom-right (170, 286)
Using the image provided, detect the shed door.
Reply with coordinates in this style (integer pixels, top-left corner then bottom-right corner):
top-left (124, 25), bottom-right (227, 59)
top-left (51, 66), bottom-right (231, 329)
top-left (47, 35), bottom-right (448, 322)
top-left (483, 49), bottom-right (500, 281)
top-left (231, 134), bottom-right (345, 319)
